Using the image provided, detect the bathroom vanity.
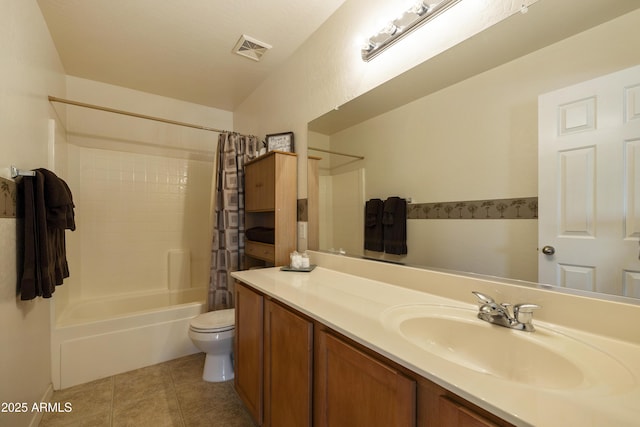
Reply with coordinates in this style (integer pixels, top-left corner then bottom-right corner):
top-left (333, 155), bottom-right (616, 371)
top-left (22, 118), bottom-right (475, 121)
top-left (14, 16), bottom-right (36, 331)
top-left (231, 253), bottom-right (640, 426)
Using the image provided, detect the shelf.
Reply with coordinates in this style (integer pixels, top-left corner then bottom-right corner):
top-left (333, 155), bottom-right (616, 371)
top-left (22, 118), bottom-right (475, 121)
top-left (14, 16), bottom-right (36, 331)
top-left (245, 240), bottom-right (275, 263)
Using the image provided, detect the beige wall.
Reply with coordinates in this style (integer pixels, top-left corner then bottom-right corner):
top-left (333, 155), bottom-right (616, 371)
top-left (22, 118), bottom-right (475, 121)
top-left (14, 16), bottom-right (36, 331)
top-left (0, 2), bottom-right (66, 426)
top-left (321, 10), bottom-right (640, 281)
top-left (234, 0), bottom-right (532, 204)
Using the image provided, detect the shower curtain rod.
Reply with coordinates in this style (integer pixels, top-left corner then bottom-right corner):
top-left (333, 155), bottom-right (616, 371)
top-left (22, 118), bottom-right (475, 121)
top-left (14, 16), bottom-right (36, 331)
top-left (48, 96), bottom-right (244, 136)
top-left (308, 146), bottom-right (364, 160)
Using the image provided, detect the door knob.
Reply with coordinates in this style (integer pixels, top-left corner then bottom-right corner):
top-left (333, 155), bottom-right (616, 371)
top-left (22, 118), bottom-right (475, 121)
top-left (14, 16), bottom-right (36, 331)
top-left (541, 245), bottom-right (555, 255)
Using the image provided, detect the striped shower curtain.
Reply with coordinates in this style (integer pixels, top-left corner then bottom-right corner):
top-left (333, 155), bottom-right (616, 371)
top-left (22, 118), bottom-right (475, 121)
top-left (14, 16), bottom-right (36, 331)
top-left (208, 132), bottom-right (258, 311)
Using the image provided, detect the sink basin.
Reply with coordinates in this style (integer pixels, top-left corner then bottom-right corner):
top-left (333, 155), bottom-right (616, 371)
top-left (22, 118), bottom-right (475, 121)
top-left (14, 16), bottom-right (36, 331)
top-left (380, 305), bottom-right (634, 391)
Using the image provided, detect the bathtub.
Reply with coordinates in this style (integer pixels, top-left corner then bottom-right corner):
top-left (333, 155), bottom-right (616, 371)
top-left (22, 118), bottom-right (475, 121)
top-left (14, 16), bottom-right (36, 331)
top-left (51, 288), bottom-right (207, 390)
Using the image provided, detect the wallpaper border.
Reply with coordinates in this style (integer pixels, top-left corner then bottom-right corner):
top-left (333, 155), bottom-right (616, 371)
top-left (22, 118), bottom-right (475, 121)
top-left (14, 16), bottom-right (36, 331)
top-left (407, 197), bottom-right (538, 220)
top-left (0, 177), bottom-right (17, 218)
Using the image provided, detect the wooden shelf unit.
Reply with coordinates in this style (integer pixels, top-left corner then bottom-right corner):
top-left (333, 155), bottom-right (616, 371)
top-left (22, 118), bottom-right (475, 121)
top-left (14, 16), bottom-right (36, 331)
top-left (244, 151), bottom-right (297, 267)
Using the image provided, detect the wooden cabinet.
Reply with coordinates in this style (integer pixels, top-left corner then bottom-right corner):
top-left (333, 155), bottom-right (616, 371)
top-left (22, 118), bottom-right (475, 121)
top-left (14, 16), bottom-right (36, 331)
top-left (234, 282), bottom-right (263, 425)
top-left (245, 153), bottom-right (276, 211)
top-left (264, 299), bottom-right (313, 427)
top-left (234, 280), bottom-right (514, 427)
top-left (244, 151), bottom-right (297, 267)
top-left (234, 282), bottom-right (313, 427)
top-left (315, 330), bottom-right (416, 427)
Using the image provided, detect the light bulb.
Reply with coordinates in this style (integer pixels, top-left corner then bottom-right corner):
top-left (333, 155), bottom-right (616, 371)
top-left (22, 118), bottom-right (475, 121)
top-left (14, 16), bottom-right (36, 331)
top-left (381, 22), bottom-right (398, 36)
top-left (409, 1), bottom-right (429, 16)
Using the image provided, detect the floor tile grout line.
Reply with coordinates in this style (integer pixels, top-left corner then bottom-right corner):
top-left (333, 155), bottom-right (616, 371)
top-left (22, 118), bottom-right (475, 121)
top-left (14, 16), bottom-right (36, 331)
top-left (40, 354), bottom-right (252, 427)
top-left (167, 360), bottom-right (187, 427)
top-left (109, 375), bottom-right (115, 427)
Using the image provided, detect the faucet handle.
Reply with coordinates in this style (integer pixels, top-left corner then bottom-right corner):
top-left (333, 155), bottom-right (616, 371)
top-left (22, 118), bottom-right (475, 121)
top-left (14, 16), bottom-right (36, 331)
top-left (514, 303), bottom-right (541, 330)
top-left (472, 291), bottom-right (495, 304)
top-left (500, 302), bottom-right (514, 319)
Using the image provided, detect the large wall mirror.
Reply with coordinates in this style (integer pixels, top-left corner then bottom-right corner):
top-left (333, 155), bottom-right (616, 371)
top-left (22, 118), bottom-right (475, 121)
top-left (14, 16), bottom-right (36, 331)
top-left (307, 1), bottom-right (640, 302)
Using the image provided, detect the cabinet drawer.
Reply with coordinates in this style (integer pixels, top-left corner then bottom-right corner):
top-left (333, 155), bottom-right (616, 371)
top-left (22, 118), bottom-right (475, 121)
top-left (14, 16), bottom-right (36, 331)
top-left (245, 240), bottom-right (275, 262)
top-left (438, 396), bottom-right (499, 427)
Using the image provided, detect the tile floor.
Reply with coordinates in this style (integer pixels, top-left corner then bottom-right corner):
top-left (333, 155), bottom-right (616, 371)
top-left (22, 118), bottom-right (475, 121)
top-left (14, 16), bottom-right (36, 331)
top-left (39, 353), bottom-right (255, 427)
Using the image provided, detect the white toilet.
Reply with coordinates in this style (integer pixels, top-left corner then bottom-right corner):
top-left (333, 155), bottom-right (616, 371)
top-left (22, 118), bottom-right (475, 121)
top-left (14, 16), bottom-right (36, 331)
top-left (188, 308), bottom-right (235, 382)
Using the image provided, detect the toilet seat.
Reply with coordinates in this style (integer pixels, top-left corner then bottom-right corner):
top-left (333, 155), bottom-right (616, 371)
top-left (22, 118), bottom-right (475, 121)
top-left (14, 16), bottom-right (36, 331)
top-left (189, 308), bottom-right (235, 333)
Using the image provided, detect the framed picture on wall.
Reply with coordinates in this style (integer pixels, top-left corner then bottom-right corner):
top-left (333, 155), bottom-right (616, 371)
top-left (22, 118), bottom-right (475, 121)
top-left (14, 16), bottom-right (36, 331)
top-left (266, 132), bottom-right (294, 153)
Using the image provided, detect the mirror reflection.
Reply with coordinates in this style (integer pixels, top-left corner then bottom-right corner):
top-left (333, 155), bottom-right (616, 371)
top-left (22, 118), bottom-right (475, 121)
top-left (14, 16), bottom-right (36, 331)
top-left (308, 5), bottom-right (640, 300)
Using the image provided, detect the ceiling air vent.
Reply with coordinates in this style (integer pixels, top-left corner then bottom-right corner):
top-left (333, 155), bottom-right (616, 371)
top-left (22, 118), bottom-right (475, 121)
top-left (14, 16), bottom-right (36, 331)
top-left (233, 35), bottom-right (272, 62)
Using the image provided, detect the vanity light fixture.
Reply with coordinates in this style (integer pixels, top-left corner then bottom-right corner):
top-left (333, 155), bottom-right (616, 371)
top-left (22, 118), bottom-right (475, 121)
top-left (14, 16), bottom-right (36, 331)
top-left (361, 0), bottom-right (462, 62)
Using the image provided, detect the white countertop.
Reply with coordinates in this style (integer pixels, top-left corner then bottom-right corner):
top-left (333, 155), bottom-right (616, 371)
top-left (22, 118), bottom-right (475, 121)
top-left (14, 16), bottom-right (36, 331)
top-left (231, 265), bottom-right (640, 427)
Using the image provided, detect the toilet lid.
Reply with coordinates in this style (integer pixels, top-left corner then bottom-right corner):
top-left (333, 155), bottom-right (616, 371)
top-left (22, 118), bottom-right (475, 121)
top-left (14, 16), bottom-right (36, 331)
top-left (190, 308), bottom-right (235, 332)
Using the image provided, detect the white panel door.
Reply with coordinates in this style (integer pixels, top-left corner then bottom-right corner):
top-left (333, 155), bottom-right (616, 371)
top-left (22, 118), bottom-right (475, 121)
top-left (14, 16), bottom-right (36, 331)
top-left (539, 65), bottom-right (640, 297)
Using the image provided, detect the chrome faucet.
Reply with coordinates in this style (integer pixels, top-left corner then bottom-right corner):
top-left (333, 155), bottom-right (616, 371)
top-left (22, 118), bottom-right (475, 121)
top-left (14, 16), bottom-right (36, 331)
top-left (472, 291), bottom-right (540, 332)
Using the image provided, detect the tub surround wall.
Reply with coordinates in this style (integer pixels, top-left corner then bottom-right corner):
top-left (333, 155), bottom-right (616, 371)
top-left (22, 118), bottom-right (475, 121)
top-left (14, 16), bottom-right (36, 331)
top-left (66, 145), bottom-right (213, 299)
top-left (0, 2), bottom-right (67, 427)
top-left (54, 77), bottom-right (232, 314)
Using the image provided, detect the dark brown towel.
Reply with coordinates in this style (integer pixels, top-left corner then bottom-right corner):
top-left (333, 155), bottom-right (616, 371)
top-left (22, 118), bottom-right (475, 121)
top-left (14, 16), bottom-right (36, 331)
top-left (382, 197), bottom-right (407, 255)
top-left (39, 168), bottom-right (75, 231)
top-left (18, 169), bottom-right (75, 300)
top-left (364, 198), bottom-right (384, 252)
top-left (246, 226), bottom-right (275, 244)
top-left (18, 176), bottom-right (39, 300)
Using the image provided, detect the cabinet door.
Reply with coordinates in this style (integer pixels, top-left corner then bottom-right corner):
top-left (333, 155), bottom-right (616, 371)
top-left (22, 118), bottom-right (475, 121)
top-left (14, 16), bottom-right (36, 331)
top-left (315, 331), bottom-right (416, 427)
top-left (264, 300), bottom-right (313, 427)
top-left (234, 282), bottom-right (264, 425)
top-left (245, 154), bottom-right (275, 211)
top-left (418, 378), bottom-right (512, 427)
top-left (438, 397), bottom-right (500, 427)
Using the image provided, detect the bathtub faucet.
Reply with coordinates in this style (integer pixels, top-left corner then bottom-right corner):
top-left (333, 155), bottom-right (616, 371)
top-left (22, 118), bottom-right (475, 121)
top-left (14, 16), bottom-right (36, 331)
top-left (471, 291), bottom-right (540, 332)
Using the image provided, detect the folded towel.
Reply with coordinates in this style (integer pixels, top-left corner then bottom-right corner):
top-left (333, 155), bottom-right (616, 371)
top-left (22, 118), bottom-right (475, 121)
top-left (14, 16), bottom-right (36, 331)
top-left (383, 197), bottom-right (407, 255)
top-left (364, 199), bottom-right (384, 252)
top-left (19, 169), bottom-right (75, 300)
top-left (246, 226), bottom-right (275, 244)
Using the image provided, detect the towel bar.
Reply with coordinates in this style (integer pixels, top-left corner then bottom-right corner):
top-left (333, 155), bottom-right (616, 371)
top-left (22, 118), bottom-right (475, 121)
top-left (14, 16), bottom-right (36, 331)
top-left (10, 165), bottom-right (36, 178)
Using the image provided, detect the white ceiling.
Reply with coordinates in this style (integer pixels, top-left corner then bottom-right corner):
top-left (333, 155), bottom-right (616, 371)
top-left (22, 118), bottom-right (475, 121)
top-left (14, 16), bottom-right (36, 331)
top-left (37, 0), bottom-right (347, 111)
